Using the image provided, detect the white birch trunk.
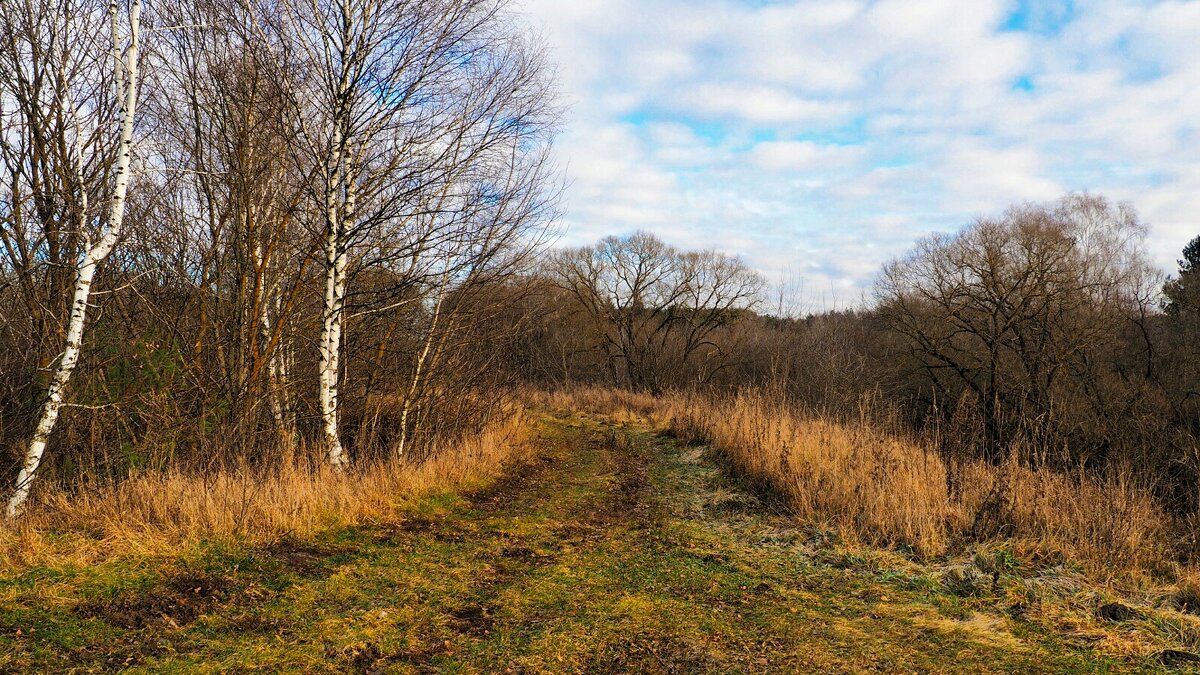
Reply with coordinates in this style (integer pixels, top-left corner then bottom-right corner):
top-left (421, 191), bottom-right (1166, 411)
top-left (7, 0), bottom-right (141, 517)
top-left (318, 119), bottom-right (351, 468)
top-left (318, 221), bottom-right (349, 469)
top-left (253, 237), bottom-right (290, 438)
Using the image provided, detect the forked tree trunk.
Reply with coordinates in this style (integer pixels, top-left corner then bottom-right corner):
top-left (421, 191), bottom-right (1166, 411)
top-left (252, 236), bottom-right (292, 442)
top-left (397, 283), bottom-right (448, 458)
top-left (7, 0), bottom-right (141, 517)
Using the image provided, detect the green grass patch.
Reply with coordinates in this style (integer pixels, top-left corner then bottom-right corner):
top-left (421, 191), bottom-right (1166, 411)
top-left (0, 413), bottom-right (1193, 672)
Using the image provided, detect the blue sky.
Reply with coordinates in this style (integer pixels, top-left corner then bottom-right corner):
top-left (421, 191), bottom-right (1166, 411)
top-left (519, 0), bottom-right (1200, 310)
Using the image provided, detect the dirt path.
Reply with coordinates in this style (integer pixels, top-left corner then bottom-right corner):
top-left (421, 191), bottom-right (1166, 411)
top-left (0, 411), bottom-right (1171, 672)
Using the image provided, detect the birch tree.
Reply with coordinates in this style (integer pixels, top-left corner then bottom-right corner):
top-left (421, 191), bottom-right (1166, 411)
top-left (151, 0), bottom-right (309, 448)
top-left (274, 0), bottom-right (556, 467)
top-left (1, 0), bottom-right (142, 515)
top-left (390, 136), bottom-right (559, 455)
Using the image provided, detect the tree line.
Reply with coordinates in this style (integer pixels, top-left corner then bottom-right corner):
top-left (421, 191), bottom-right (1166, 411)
top-left (511, 195), bottom-right (1200, 525)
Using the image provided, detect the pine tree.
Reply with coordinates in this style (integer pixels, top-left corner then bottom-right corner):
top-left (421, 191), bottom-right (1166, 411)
top-left (1164, 236), bottom-right (1200, 316)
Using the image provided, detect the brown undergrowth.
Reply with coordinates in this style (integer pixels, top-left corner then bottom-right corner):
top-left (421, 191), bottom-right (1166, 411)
top-left (534, 388), bottom-right (1178, 584)
top-left (0, 407), bottom-right (532, 569)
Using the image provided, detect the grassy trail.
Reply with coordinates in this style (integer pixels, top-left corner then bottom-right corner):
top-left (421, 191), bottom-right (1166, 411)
top-left (0, 411), bottom-right (1180, 672)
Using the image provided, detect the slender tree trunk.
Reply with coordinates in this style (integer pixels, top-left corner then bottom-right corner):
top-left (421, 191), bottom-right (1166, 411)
top-left (7, 0), bottom-right (140, 517)
top-left (318, 221), bottom-right (349, 469)
top-left (9, 256), bottom-right (100, 516)
top-left (262, 276), bottom-right (290, 438)
top-left (398, 279), bottom-right (448, 458)
top-left (318, 131), bottom-right (354, 467)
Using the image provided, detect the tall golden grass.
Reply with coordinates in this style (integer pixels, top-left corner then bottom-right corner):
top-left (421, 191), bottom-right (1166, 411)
top-left (541, 387), bottom-right (1176, 579)
top-left (0, 408), bottom-right (531, 569)
top-left (5, 387), bottom-right (1179, 581)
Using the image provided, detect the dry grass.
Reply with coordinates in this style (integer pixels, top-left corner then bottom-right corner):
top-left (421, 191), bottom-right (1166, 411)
top-left (529, 387), bottom-right (660, 422)
top-left (544, 387), bottom-right (1176, 581)
top-left (0, 407), bottom-right (532, 569)
top-left (3, 386), bottom-right (1179, 583)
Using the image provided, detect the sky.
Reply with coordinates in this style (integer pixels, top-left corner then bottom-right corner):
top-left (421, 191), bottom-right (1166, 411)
top-left (516, 0), bottom-right (1200, 311)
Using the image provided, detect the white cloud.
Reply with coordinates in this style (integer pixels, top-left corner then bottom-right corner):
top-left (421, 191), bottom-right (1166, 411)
top-left (677, 83), bottom-right (853, 126)
top-left (748, 141), bottom-right (865, 173)
top-left (937, 140), bottom-right (1064, 211)
top-left (518, 0), bottom-right (1200, 307)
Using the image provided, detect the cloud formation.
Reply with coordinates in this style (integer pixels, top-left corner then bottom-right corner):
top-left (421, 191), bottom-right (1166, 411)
top-left (519, 0), bottom-right (1200, 309)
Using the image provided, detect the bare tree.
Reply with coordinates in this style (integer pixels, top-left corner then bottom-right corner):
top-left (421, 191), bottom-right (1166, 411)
top-left (877, 193), bottom-right (1156, 460)
top-left (549, 232), bottom-right (763, 393)
top-left (1, 0), bottom-right (142, 515)
top-left (150, 0), bottom-right (311, 449)
top-left (271, 0), bottom-right (556, 467)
